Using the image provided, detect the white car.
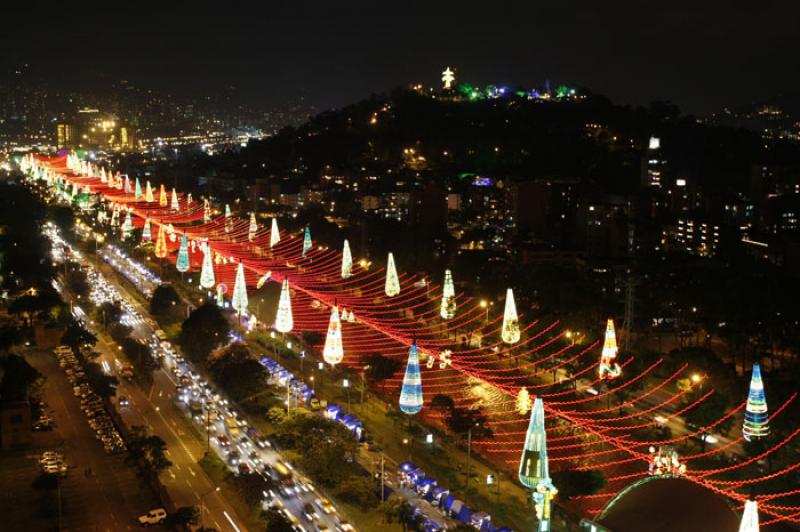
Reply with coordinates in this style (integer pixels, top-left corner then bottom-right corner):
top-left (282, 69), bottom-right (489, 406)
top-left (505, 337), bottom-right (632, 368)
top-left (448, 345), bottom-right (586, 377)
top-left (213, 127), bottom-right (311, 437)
top-left (137, 508), bottom-right (167, 526)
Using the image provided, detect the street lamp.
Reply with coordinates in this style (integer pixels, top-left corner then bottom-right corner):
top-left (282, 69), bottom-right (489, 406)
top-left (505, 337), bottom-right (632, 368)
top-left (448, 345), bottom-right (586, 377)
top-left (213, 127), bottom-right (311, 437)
top-left (466, 422), bottom-right (480, 491)
top-left (479, 300), bottom-right (489, 323)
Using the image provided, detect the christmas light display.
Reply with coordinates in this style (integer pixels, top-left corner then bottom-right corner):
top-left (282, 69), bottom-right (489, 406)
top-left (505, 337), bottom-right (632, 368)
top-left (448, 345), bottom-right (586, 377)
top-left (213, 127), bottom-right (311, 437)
top-left (517, 387), bottom-right (532, 415)
top-left (216, 284), bottom-right (225, 307)
top-left (322, 305), bottom-right (344, 366)
top-left (231, 262), bottom-right (248, 314)
top-left (341, 239), bottom-right (353, 279)
top-left (121, 209), bottom-right (133, 237)
top-left (29, 154), bottom-right (800, 528)
top-left (274, 278), bottom-right (293, 333)
top-left (440, 269), bottom-right (456, 319)
top-left (154, 224), bottom-right (168, 258)
top-left (739, 499), bottom-right (760, 532)
top-left (743, 363), bottom-right (769, 441)
top-left (135, 178), bottom-right (142, 199)
top-left (270, 218), bottom-right (280, 248)
top-left (176, 233), bottom-right (190, 273)
top-left (248, 212), bottom-right (257, 241)
top-left (518, 397), bottom-right (557, 532)
top-left (159, 184), bottom-right (167, 207)
top-left (302, 226), bottom-right (312, 258)
top-left (399, 342), bottom-right (424, 415)
top-left (145, 181), bottom-right (154, 203)
top-left (199, 246), bottom-right (216, 289)
top-left (225, 204), bottom-right (233, 233)
top-left (502, 288), bottom-right (520, 344)
top-left (599, 319), bottom-right (622, 379)
top-left (385, 252), bottom-right (400, 297)
top-left (171, 188), bottom-right (179, 210)
top-left (204, 199), bottom-right (211, 223)
top-left (142, 218), bottom-right (152, 241)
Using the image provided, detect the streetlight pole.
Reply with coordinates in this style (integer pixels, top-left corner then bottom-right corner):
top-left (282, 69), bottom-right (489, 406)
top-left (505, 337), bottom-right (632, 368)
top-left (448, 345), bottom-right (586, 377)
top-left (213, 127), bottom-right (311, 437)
top-left (466, 425), bottom-right (473, 491)
top-left (200, 486), bottom-right (221, 531)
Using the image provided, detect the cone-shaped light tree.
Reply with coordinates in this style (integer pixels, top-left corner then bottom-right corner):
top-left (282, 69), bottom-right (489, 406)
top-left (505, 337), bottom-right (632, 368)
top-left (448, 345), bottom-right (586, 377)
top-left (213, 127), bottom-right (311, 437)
top-left (159, 184), bottom-right (167, 207)
top-left (743, 363), bottom-right (769, 441)
top-left (224, 204), bottom-right (233, 233)
top-left (440, 269), bottom-right (456, 319)
top-left (135, 178), bottom-right (142, 199)
top-left (176, 233), bottom-right (190, 273)
top-left (501, 288), bottom-right (521, 344)
top-left (154, 224), bottom-right (168, 259)
top-left (519, 397), bottom-right (558, 532)
top-left (146, 181), bottom-right (154, 203)
top-left (248, 213), bottom-right (258, 241)
top-left (231, 262), bottom-right (249, 315)
top-left (385, 252), bottom-right (400, 297)
top-left (738, 499), bottom-right (759, 532)
top-left (270, 218), bottom-right (280, 248)
top-left (302, 226), bottom-right (312, 258)
top-left (204, 199), bottom-right (211, 223)
top-left (399, 342), bottom-right (424, 415)
top-left (274, 279), bottom-right (294, 333)
top-left (341, 239), bottom-right (353, 279)
top-left (322, 305), bottom-right (344, 366)
top-left (599, 319), bottom-right (622, 379)
top-left (171, 188), bottom-right (179, 210)
top-left (142, 218), bottom-right (152, 241)
top-left (121, 209), bottom-right (133, 237)
top-left (200, 246), bottom-right (216, 289)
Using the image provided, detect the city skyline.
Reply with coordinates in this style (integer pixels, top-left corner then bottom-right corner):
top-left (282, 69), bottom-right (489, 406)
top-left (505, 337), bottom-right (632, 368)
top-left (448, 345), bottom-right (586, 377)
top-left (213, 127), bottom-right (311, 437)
top-left (2, 3), bottom-right (800, 114)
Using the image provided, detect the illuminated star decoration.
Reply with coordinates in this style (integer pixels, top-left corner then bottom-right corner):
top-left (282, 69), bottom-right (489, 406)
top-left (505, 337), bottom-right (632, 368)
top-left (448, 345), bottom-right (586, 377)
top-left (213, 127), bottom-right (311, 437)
top-left (442, 67), bottom-right (456, 89)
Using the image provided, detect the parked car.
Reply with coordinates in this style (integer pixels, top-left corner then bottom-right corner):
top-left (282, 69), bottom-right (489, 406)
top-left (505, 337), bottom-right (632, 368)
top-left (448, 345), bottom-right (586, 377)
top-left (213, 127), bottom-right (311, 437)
top-left (137, 508), bottom-right (167, 526)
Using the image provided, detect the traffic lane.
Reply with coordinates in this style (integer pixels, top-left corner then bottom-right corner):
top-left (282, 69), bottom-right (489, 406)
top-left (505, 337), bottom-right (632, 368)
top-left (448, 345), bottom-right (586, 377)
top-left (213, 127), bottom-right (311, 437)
top-left (93, 342), bottom-right (246, 532)
top-left (26, 348), bottom-right (152, 531)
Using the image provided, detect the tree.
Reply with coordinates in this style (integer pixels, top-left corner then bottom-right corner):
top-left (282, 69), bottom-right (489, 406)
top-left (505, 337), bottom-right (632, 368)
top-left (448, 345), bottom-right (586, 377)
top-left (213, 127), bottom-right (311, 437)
top-left (208, 343), bottom-right (268, 403)
top-left (0, 325), bottom-right (21, 351)
top-left (445, 407), bottom-right (491, 438)
top-left (120, 337), bottom-right (158, 385)
top-left (550, 470), bottom-right (606, 499)
top-left (64, 262), bottom-right (89, 298)
top-left (97, 301), bottom-right (123, 330)
top-left (61, 322), bottom-right (96, 352)
top-left (127, 425), bottom-right (172, 475)
top-left (232, 472), bottom-right (273, 507)
top-left (430, 394), bottom-right (455, 411)
top-left (108, 323), bottom-right (133, 344)
top-left (165, 506), bottom-right (199, 529)
top-left (262, 508), bottom-right (294, 532)
top-left (0, 354), bottom-right (41, 403)
top-left (150, 284), bottom-right (180, 316)
top-left (84, 361), bottom-right (118, 399)
top-left (335, 476), bottom-right (379, 510)
top-left (684, 393), bottom-right (730, 451)
top-left (364, 353), bottom-right (402, 391)
top-left (179, 303), bottom-right (230, 364)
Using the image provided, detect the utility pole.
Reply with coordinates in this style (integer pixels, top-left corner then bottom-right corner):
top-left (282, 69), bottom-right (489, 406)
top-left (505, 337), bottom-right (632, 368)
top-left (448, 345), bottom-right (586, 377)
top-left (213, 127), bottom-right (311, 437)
top-left (380, 453), bottom-right (385, 502)
top-left (465, 425), bottom-right (474, 492)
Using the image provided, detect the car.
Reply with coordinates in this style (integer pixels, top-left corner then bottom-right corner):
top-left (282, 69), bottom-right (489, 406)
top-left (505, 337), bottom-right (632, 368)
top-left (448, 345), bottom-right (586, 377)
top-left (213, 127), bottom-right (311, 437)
top-left (118, 396), bottom-right (129, 407)
top-left (256, 436), bottom-right (272, 449)
top-left (137, 508), bottom-right (167, 526)
top-left (217, 435), bottom-right (230, 447)
top-left (227, 450), bottom-right (241, 466)
top-left (237, 462), bottom-right (250, 475)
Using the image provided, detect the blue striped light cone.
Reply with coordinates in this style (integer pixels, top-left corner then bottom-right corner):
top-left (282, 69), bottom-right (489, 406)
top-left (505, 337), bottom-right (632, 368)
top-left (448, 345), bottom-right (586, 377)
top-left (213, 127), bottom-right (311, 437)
top-left (399, 342), bottom-right (423, 415)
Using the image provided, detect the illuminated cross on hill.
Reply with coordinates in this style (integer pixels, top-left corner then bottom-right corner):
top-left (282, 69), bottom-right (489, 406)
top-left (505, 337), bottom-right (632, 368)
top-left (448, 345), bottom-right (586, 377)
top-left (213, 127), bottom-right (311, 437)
top-left (442, 67), bottom-right (455, 89)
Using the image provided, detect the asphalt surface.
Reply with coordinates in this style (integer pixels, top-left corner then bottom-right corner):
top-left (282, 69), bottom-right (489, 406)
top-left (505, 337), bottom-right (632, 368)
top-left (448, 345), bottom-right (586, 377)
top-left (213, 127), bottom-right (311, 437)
top-left (24, 347), bottom-right (159, 532)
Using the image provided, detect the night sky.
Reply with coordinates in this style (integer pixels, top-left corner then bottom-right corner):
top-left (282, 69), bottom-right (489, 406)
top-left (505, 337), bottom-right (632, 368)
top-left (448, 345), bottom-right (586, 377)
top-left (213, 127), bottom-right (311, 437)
top-left (3, 2), bottom-right (799, 114)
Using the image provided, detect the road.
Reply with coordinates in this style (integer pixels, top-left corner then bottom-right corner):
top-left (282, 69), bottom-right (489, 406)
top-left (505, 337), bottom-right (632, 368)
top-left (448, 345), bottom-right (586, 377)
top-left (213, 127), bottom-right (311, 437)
top-left (24, 347), bottom-right (158, 532)
top-left (48, 226), bottom-right (248, 532)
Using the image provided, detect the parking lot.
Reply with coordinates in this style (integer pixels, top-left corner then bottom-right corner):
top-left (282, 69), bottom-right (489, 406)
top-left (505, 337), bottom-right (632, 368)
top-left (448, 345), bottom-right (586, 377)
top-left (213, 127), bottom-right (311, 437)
top-left (24, 348), bottom-right (161, 531)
